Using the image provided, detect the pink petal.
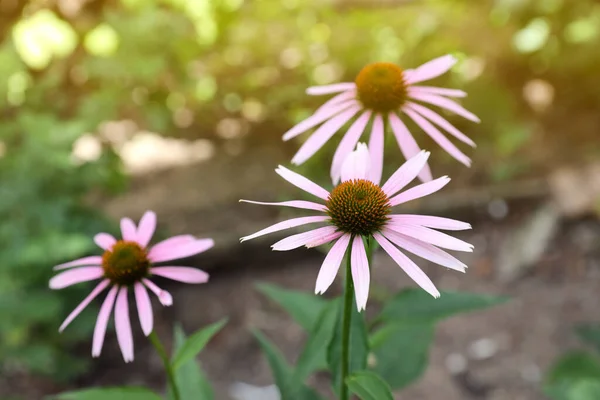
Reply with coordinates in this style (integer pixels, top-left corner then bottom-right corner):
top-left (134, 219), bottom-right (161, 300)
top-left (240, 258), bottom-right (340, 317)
top-left (368, 114), bottom-right (384, 185)
top-left (94, 233), bottom-right (116, 250)
top-left (381, 150), bottom-right (430, 198)
top-left (240, 216), bottom-right (330, 242)
top-left (143, 278), bottom-right (173, 306)
top-left (115, 287), bottom-right (134, 363)
top-left (282, 99), bottom-right (356, 141)
top-left (134, 282), bottom-right (153, 336)
top-left (272, 226), bottom-right (338, 251)
top-left (54, 256), bottom-right (103, 271)
top-left (120, 218), bottom-right (137, 242)
top-left (148, 235), bottom-right (196, 258)
top-left (406, 55), bottom-right (457, 84)
top-left (350, 236), bottom-right (370, 311)
top-left (305, 229), bottom-right (344, 248)
top-left (382, 228), bottom-right (467, 272)
top-left (49, 267), bottom-right (105, 290)
top-left (59, 279), bottom-right (110, 332)
top-left (386, 223), bottom-right (474, 252)
top-left (389, 214), bottom-right (471, 231)
top-left (330, 110), bottom-right (372, 184)
top-left (239, 199), bottom-right (327, 212)
top-left (340, 143), bottom-right (370, 182)
top-left (149, 239), bottom-right (214, 263)
top-left (275, 165), bottom-right (330, 200)
top-left (388, 113), bottom-right (433, 182)
top-left (136, 211), bottom-right (157, 248)
top-left (92, 285), bottom-right (118, 357)
top-left (403, 108), bottom-right (472, 167)
top-left (410, 92), bottom-right (480, 123)
top-left (291, 105), bottom-right (362, 165)
top-left (151, 266), bottom-right (209, 284)
top-left (409, 86), bottom-right (466, 98)
top-left (373, 233), bottom-right (440, 297)
top-left (405, 102), bottom-right (476, 147)
top-left (389, 176), bottom-right (451, 207)
top-left (315, 234), bottom-right (351, 294)
top-left (314, 90), bottom-right (357, 115)
top-left (306, 82), bottom-right (356, 95)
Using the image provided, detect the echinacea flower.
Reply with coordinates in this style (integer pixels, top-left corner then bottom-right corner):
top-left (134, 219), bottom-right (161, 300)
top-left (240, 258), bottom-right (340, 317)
top-left (49, 211), bottom-right (213, 362)
top-left (240, 144), bottom-right (473, 311)
top-left (283, 55), bottom-right (480, 184)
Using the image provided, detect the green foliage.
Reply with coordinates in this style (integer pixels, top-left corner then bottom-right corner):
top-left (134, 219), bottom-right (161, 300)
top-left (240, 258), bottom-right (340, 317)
top-left (49, 386), bottom-right (163, 400)
top-left (576, 324), bottom-right (600, 353)
top-left (345, 371), bottom-right (394, 400)
top-left (171, 319), bottom-right (227, 371)
top-left (172, 324), bottom-right (215, 400)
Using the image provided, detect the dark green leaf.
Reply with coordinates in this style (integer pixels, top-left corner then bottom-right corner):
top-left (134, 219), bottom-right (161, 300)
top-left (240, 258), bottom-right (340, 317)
top-left (172, 319), bottom-right (227, 370)
top-left (546, 351), bottom-right (600, 384)
top-left (378, 289), bottom-right (508, 324)
top-left (256, 282), bottom-right (327, 331)
top-left (346, 371), bottom-right (394, 400)
top-left (576, 324), bottom-right (600, 353)
top-left (172, 324), bottom-right (214, 400)
top-left (50, 387), bottom-right (162, 400)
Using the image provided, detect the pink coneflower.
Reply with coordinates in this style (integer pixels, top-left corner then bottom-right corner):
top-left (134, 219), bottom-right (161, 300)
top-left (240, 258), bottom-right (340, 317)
top-left (283, 55), bottom-right (479, 184)
top-left (49, 211), bottom-right (213, 362)
top-left (240, 144), bottom-right (473, 311)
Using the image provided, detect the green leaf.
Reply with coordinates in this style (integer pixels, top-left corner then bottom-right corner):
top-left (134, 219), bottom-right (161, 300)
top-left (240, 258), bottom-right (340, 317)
top-left (370, 322), bottom-right (434, 389)
top-left (546, 351), bottom-right (600, 384)
top-left (256, 282), bottom-right (327, 331)
top-left (172, 324), bottom-right (214, 400)
top-left (568, 379), bottom-right (600, 400)
top-left (378, 289), bottom-right (508, 324)
top-left (346, 371), bottom-right (394, 400)
top-left (576, 324), bottom-right (600, 353)
top-left (293, 300), bottom-right (339, 383)
top-left (50, 387), bottom-right (162, 400)
top-left (328, 295), bottom-right (369, 397)
top-left (172, 319), bottom-right (227, 370)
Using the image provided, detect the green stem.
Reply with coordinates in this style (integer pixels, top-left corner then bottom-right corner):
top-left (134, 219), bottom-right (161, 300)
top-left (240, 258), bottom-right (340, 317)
top-left (340, 247), bottom-right (354, 400)
top-left (149, 331), bottom-right (180, 400)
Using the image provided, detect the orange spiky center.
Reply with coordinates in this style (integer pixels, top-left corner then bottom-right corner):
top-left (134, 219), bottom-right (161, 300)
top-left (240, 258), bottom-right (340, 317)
top-left (355, 62), bottom-right (408, 113)
top-left (326, 179), bottom-right (391, 236)
top-left (102, 240), bottom-right (150, 285)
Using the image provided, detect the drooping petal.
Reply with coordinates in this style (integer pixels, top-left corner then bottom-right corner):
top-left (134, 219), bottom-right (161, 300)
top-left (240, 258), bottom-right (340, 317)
top-left (305, 229), bottom-right (344, 248)
top-left (389, 176), bottom-right (451, 207)
top-left (373, 233), bottom-right (440, 298)
top-left (291, 105), bottom-right (362, 165)
top-left (406, 55), bottom-right (457, 84)
top-left (94, 233), bottom-right (116, 250)
top-left (49, 267), bottom-right (105, 290)
top-left (382, 228), bottom-right (467, 272)
top-left (136, 211), bottom-right (157, 248)
top-left (306, 82), bottom-right (356, 95)
top-left (389, 214), bottom-right (471, 231)
top-left (403, 108), bottom-right (471, 167)
top-left (239, 199), bottom-right (327, 212)
top-left (240, 216), bottom-right (330, 242)
top-left (143, 278), bottom-right (173, 306)
top-left (388, 113), bottom-right (433, 182)
top-left (92, 285), bottom-right (118, 357)
top-left (275, 165), bottom-right (330, 200)
top-left (149, 239), bottom-right (214, 263)
top-left (381, 150), bottom-right (430, 198)
top-left (340, 143), bottom-right (370, 182)
top-left (330, 110), bottom-right (372, 184)
top-left (282, 100), bottom-right (356, 141)
top-left (115, 287), bottom-right (134, 363)
top-left (386, 223), bottom-right (474, 252)
top-left (410, 92), bottom-right (480, 123)
top-left (54, 256), bottom-right (103, 271)
top-left (148, 235), bottom-right (196, 258)
top-left (405, 102), bottom-right (476, 147)
top-left (120, 218), bottom-right (137, 242)
top-left (350, 236), bottom-right (370, 311)
top-left (134, 282), bottom-right (153, 336)
top-left (59, 279), bottom-right (110, 332)
top-left (272, 226), bottom-right (338, 251)
top-left (368, 114), bottom-right (384, 185)
top-left (151, 267), bottom-right (209, 284)
top-left (315, 234), bottom-right (351, 294)
top-left (409, 86), bottom-right (466, 98)
top-left (314, 90), bottom-right (357, 115)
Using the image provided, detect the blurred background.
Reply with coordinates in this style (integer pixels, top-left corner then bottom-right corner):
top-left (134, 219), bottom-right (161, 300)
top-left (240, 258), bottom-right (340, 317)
top-left (0, 0), bottom-right (599, 399)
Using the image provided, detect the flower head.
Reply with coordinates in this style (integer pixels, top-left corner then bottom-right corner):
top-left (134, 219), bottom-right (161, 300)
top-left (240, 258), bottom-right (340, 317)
top-left (240, 144), bottom-right (473, 311)
top-left (283, 55), bottom-right (480, 184)
top-left (50, 211), bottom-right (213, 362)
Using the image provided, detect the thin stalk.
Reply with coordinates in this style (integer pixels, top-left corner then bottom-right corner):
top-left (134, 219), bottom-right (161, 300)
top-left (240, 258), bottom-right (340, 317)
top-left (340, 248), bottom-right (354, 400)
top-left (149, 331), bottom-right (180, 400)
